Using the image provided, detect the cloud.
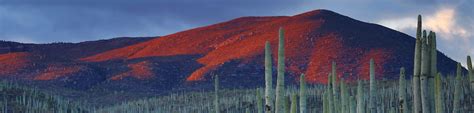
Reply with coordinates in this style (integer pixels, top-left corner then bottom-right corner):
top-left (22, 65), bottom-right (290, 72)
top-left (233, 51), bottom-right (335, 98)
top-left (425, 7), bottom-right (470, 39)
top-left (377, 7), bottom-right (470, 40)
top-left (377, 5), bottom-right (474, 66)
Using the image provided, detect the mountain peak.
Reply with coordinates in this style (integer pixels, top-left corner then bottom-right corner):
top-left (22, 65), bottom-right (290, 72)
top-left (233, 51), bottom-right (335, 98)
top-left (292, 9), bottom-right (344, 19)
top-left (295, 9), bottom-right (338, 16)
top-left (0, 10), bottom-right (459, 93)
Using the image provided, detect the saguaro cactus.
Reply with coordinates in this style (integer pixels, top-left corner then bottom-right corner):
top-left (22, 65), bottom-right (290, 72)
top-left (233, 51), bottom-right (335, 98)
top-left (328, 73), bottom-right (335, 113)
top-left (452, 63), bottom-right (462, 113)
top-left (467, 56), bottom-right (473, 91)
top-left (399, 67), bottom-right (407, 113)
top-left (468, 56), bottom-right (473, 112)
top-left (424, 31), bottom-right (439, 113)
top-left (264, 41), bottom-right (274, 113)
top-left (357, 80), bottom-right (365, 113)
top-left (434, 73), bottom-right (444, 113)
top-left (420, 31), bottom-right (431, 113)
top-left (323, 91), bottom-right (328, 113)
top-left (413, 15), bottom-right (423, 113)
top-left (290, 94), bottom-right (297, 113)
top-left (275, 27), bottom-right (285, 113)
top-left (429, 32), bottom-right (437, 113)
top-left (257, 88), bottom-right (263, 113)
top-left (331, 62), bottom-right (340, 113)
top-left (350, 96), bottom-right (356, 113)
top-left (369, 59), bottom-right (376, 113)
top-left (340, 78), bottom-right (348, 113)
top-left (285, 95), bottom-right (290, 113)
top-left (299, 74), bottom-right (306, 113)
top-left (300, 74), bottom-right (306, 113)
top-left (214, 74), bottom-right (219, 113)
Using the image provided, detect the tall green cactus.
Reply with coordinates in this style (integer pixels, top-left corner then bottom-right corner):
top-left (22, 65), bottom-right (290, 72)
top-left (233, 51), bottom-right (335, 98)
top-left (350, 96), bottom-right (356, 113)
top-left (340, 78), bottom-right (348, 113)
top-left (452, 63), bottom-right (462, 113)
top-left (468, 56), bottom-right (473, 112)
top-left (257, 88), bottom-right (263, 113)
top-left (357, 80), bottom-right (365, 113)
top-left (264, 41), bottom-right (274, 113)
top-left (290, 94), bottom-right (297, 113)
top-left (369, 58), bottom-right (376, 113)
top-left (413, 15), bottom-right (423, 113)
top-left (434, 73), bottom-right (444, 113)
top-left (467, 56), bottom-right (473, 91)
top-left (285, 95), bottom-right (290, 113)
top-left (420, 31), bottom-right (431, 113)
top-left (331, 62), bottom-right (340, 113)
top-left (429, 31), bottom-right (437, 113)
top-left (323, 91), bottom-right (328, 113)
top-left (214, 74), bottom-right (219, 113)
top-left (328, 73), bottom-right (335, 113)
top-left (399, 67), bottom-right (407, 113)
top-left (275, 27), bottom-right (285, 113)
top-left (299, 74), bottom-right (306, 113)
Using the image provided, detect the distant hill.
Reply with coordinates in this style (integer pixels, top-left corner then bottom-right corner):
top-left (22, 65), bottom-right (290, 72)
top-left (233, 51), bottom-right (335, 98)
top-left (0, 10), bottom-right (461, 102)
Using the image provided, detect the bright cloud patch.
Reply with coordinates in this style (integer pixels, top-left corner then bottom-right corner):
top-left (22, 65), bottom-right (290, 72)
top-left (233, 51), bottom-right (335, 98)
top-left (425, 8), bottom-right (470, 39)
top-left (378, 7), bottom-right (470, 40)
top-left (378, 7), bottom-right (474, 67)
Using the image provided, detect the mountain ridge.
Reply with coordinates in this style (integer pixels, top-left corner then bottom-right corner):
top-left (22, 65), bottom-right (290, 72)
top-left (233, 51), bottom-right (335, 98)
top-left (0, 10), bottom-right (462, 99)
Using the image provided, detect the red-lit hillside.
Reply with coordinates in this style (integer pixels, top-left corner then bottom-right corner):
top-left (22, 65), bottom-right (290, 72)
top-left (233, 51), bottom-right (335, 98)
top-left (80, 10), bottom-right (458, 84)
top-left (0, 10), bottom-right (460, 92)
top-left (0, 52), bottom-right (32, 75)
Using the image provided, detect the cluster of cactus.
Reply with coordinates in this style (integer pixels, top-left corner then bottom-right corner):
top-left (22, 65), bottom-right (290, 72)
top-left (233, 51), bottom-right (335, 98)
top-left (322, 58), bottom-right (380, 113)
top-left (212, 27), bottom-right (310, 113)
top-left (407, 15), bottom-right (474, 113)
top-left (262, 27), bottom-right (308, 113)
top-left (95, 70), bottom-right (473, 113)
top-left (0, 80), bottom-right (91, 113)
top-left (94, 20), bottom-right (473, 112)
top-left (411, 15), bottom-right (438, 113)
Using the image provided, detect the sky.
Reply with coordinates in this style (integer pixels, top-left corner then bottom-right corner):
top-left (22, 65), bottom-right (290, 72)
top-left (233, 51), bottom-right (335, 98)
top-left (0, 0), bottom-right (473, 66)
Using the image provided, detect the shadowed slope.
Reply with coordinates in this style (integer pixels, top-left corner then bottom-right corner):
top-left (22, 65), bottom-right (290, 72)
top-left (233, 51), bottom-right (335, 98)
top-left (110, 61), bottom-right (155, 80)
top-left (34, 64), bottom-right (84, 80)
top-left (0, 37), bottom-right (153, 80)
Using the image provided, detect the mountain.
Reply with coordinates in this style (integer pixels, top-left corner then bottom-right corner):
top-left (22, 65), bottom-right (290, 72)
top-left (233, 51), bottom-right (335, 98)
top-left (0, 9), bottom-right (460, 101)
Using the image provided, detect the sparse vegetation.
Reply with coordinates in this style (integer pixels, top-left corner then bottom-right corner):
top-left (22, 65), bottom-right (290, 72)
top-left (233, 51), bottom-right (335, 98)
top-left (93, 16), bottom-right (473, 113)
top-left (1, 15), bottom-right (473, 113)
top-left (0, 80), bottom-right (90, 113)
